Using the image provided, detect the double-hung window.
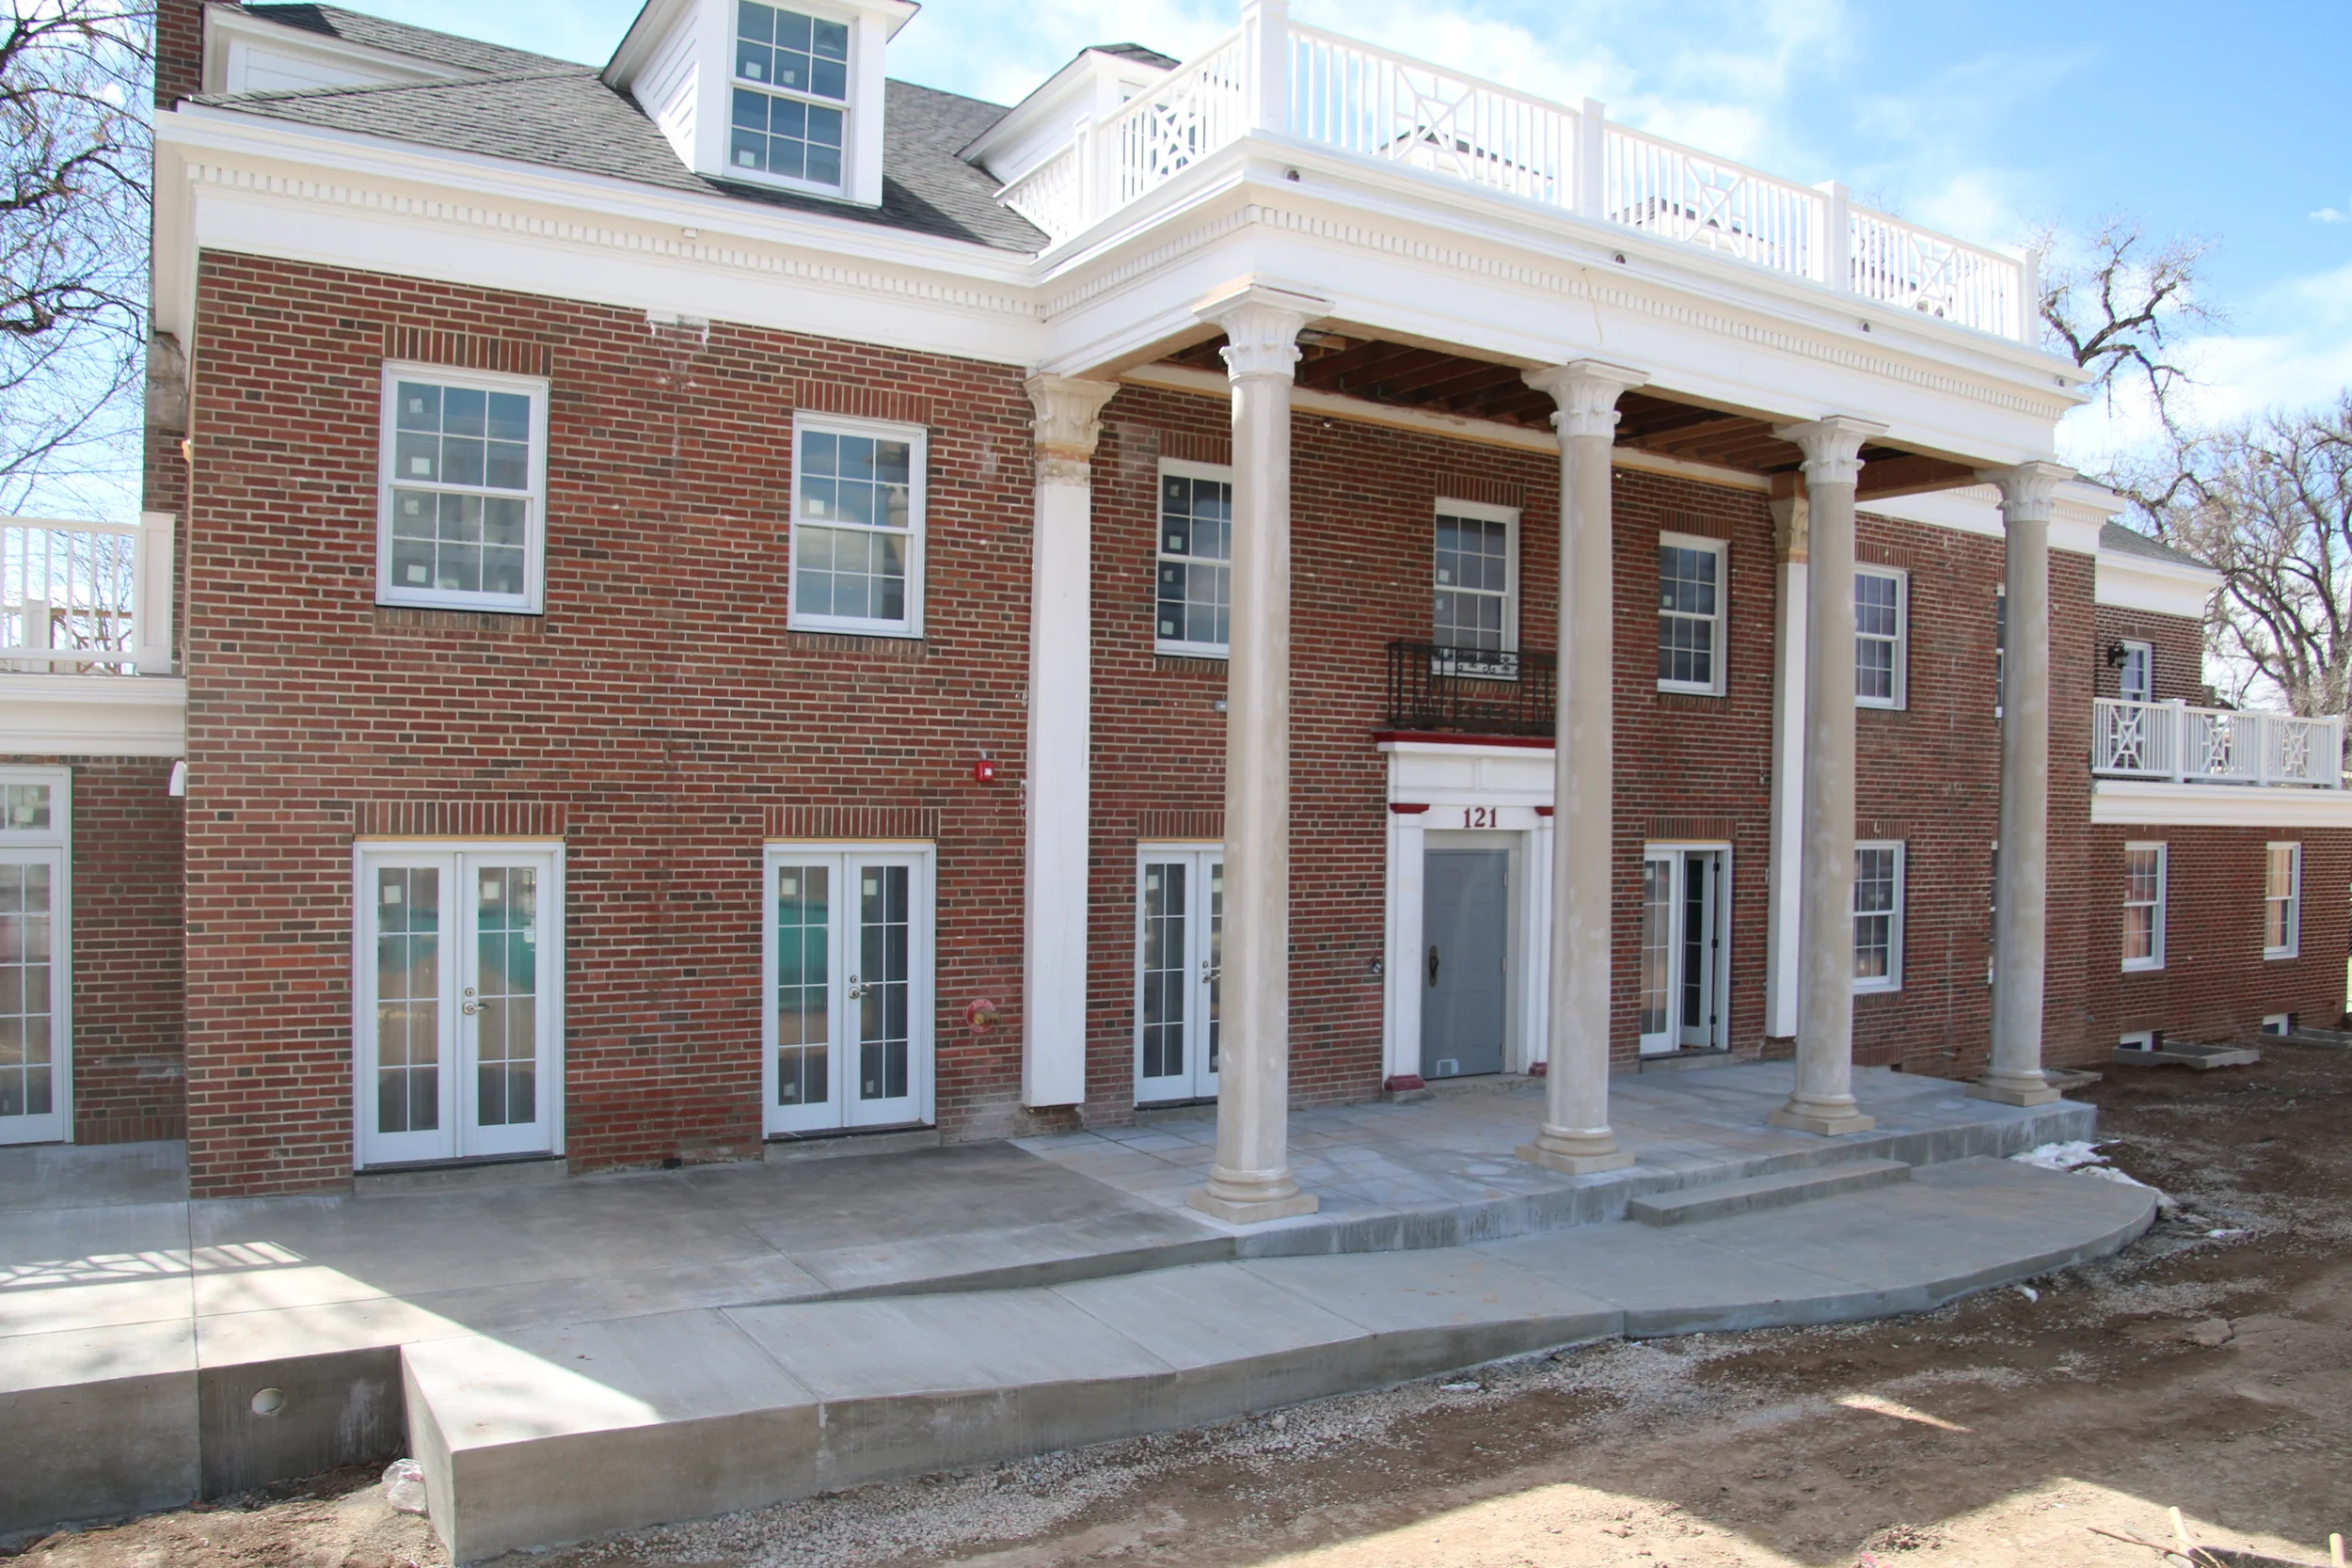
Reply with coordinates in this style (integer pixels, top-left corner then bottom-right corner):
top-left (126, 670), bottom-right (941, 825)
top-left (378, 366), bottom-right (548, 613)
top-left (2118, 640), bottom-right (2153, 705)
top-left (1657, 533), bottom-right (1725, 694)
top-left (1155, 460), bottom-right (1232, 657)
top-left (788, 413), bottom-right (925, 637)
top-left (1433, 499), bottom-right (1518, 670)
top-left (730, 3), bottom-right (850, 193)
top-left (2265, 842), bottom-right (2301, 959)
top-left (1854, 566), bottom-right (1907, 708)
top-left (1852, 841), bottom-right (1904, 993)
top-left (2122, 842), bottom-right (2167, 971)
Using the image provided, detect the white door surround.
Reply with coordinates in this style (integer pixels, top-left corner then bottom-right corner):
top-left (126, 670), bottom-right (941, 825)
top-left (1379, 739), bottom-right (1554, 1089)
top-left (1638, 842), bottom-right (1733, 1056)
top-left (1135, 843), bottom-right (1222, 1104)
top-left (0, 767), bottom-right (70, 1146)
top-left (352, 839), bottom-right (564, 1169)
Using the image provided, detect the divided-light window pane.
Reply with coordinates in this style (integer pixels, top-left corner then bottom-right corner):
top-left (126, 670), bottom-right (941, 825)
top-left (1855, 570), bottom-right (1903, 705)
top-left (1658, 541), bottom-right (1721, 689)
top-left (792, 422), bottom-right (920, 633)
top-left (2265, 844), bottom-right (2299, 957)
top-left (382, 374), bottom-right (540, 610)
top-left (1434, 514), bottom-right (1510, 653)
top-left (731, 4), bottom-right (848, 185)
top-left (1156, 470), bottom-right (1232, 652)
top-left (2122, 846), bottom-right (2165, 969)
top-left (1852, 844), bottom-right (1901, 988)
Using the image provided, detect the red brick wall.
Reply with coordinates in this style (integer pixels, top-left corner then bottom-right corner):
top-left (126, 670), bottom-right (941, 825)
top-left (153, 0), bottom-right (206, 111)
top-left (182, 252), bottom-right (1041, 1196)
top-left (69, 761), bottom-right (187, 1142)
top-left (2093, 605), bottom-right (2207, 704)
top-left (2087, 827), bottom-right (2348, 1043)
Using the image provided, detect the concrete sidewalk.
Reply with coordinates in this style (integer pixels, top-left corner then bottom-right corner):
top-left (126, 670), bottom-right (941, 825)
top-left (2, 1062), bottom-right (2097, 1548)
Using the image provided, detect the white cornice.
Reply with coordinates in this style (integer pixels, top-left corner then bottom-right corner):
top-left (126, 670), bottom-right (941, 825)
top-left (2098, 550), bottom-right (2217, 619)
top-left (0, 676), bottom-right (187, 758)
top-left (2092, 780), bottom-right (2352, 829)
top-left (1120, 362), bottom-right (1770, 493)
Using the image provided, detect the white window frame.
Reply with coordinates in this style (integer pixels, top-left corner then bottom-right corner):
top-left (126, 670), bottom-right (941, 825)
top-left (1656, 531), bottom-right (1727, 696)
top-left (787, 411), bottom-right (928, 639)
top-left (2118, 639), bottom-right (2154, 705)
top-left (2122, 841), bottom-right (2167, 973)
top-left (1852, 839), bottom-right (1905, 994)
top-left (2264, 841), bottom-right (2301, 960)
top-left (723, 0), bottom-right (856, 198)
top-left (1431, 498), bottom-right (1520, 663)
top-left (1153, 457), bottom-right (1234, 658)
top-left (1853, 565), bottom-right (1908, 710)
top-left (376, 362), bottom-right (550, 614)
top-left (349, 838), bottom-right (567, 1170)
top-left (0, 767), bottom-right (71, 1146)
top-left (760, 839), bottom-right (937, 1135)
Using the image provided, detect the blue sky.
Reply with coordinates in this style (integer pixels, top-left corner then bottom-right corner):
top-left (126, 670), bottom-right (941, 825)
top-left (344, 0), bottom-right (2350, 464)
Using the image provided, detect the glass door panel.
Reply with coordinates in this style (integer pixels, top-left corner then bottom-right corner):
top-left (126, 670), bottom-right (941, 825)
top-left (461, 858), bottom-right (552, 1155)
top-left (766, 848), bottom-right (930, 1134)
top-left (358, 847), bottom-right (557, 1167)
top-left (0, 853), bottom-right (64, 1144)
top-left (1135, 849), bottom-right (1221, 1102)
top-left (1637, 853), bottom-right (1675, 1055)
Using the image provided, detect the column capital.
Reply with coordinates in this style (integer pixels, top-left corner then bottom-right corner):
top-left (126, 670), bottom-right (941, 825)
top-left (1523, 359), bottom-right (1647, 440)
top-left (1196, 282), bottom-right (1328, 382)
top-left (1025, 374), bottom-right (1119, 469)
top-left (1976, 460), bottom-right (2074, 524)
top-left (1772, 416), bottom-right (1886, 487)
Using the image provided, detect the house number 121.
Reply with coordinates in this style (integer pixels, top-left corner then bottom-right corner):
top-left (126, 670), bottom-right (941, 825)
top-left (1461, 806), bottom-right (1497, 829)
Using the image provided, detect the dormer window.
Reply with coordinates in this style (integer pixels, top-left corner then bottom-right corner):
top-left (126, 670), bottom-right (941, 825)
top-left (730, 3), bottom-right (848, 190)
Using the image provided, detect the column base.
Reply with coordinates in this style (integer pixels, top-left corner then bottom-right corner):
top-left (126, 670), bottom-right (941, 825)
top-left (1186, 1166), bottom-right (1319, 1225)
top-left (1767, 1101), bottom-right (1876, 1137)
top-left (1517, 1127), bottom-right (1635, 1176)
top-left (1967, 1074), bottom-right (2061, 1107)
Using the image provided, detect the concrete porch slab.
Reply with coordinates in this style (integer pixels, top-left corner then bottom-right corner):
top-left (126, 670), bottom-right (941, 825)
top-left (0, 1064), bottom-right (2094, 1544)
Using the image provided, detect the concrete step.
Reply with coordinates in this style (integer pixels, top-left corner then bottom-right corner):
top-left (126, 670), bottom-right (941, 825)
top-left (1626, 1157), bottom-right (1911, 1227)
top-left (402, 1158), bottom-right (2157, 1561)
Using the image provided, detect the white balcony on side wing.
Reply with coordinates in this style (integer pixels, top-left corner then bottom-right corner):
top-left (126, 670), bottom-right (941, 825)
top-left (2095, 698), bottom-right (2344, 790)
top-left (0, 513), bottom-right (185, 759)
top-left (992, 4), bottom-right (2033, 342)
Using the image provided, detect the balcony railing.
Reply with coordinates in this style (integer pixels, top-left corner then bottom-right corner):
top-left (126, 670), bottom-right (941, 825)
top-left (999, 3), bottom-right (2032, 341)
top-left (1, 513), bottom-right (175, 675)
top-left (2093, 698), bottom-right (2344, 789)
top-left (1384, 641), bottom-right (1555, 737)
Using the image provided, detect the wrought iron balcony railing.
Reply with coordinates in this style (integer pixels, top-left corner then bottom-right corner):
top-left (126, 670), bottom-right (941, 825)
top-left (1384, 641), bottom-right (1554, 737)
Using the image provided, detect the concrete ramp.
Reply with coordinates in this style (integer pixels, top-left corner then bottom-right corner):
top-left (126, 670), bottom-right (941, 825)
top-left (405, 1158), bottom-right (2156, 1561)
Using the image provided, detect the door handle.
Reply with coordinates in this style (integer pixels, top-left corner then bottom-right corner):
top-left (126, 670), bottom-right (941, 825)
top-left (1200, 959), bottom-right (1220, 983)
top-left (1427, 944), bottom-right (1440, 986)
top-left (462, 1002), bottom-right (480, 1016)
top-left (846, 974), bottom-right (867, 1000)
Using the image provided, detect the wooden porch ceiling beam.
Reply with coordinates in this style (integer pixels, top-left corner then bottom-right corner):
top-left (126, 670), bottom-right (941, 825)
top-left (1344, 353), bottom-right (1506, 400)
top-left (1855, 453), bottom-right (1983, 500)
top-left (1298, 340), bottom-right (1427, 387)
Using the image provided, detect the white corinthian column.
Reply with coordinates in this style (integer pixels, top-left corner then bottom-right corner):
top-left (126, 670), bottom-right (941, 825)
top-left (1021, 374), bottom-right (1120, 1110)
top-left (1770, 416), bottom-right (1884, 1137)
top-left (1518, 359), bottom-right (1646, 1177)
top-left (1972, 461), bottom-right (2072, 1106)
top-left (1187, 283), bottom-right (1327, 1225)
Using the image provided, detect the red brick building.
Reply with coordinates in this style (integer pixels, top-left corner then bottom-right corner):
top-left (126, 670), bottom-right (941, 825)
top-left (0, 0), bottom-right (2340, 1198)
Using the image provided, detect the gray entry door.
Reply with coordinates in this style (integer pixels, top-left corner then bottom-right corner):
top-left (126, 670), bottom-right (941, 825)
top-left (1422, 848), bottom-right (1508, 1079)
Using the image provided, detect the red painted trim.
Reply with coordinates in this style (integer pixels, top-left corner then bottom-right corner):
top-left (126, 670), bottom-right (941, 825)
top-left (1382, 1073), bottom-right (1427, 1092)
top-left (1388, 801), bottom-right (1431, 815)
top-left (1371, 731), bottom-right (1556, 750)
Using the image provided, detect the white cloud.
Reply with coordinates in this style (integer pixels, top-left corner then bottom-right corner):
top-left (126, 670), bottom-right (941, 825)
top-left (2312, 204), bottom-right (2350, 224)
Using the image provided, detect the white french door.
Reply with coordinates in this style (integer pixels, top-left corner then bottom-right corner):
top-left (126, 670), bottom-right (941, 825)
top-left (764, 846), bottom-right (933, 1135)
top-left (0, 770), bottom-right (70, 1146)
top-left (1638, 846), bottom-right (1728, 1056)
top-left (1136, 847), bottom-right (1221, 1103)
top-left (357, 845), bottom-right (561, 1167)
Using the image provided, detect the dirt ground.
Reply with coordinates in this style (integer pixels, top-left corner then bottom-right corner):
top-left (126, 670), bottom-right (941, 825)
top-left (16, 1044), bottom-right (2351, 1568)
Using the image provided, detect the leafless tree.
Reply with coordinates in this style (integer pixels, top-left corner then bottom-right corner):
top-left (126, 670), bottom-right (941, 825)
top-left (0, 1), bottom-right (151, 516)
top-left (2032, 215), bottom-right (2220, 449)
top-left (2134, 403), bottom-right (2352, 717)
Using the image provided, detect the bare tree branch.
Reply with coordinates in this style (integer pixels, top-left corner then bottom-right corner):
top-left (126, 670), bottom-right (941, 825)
top-left (2032, 215), bottom-right (2221, 441)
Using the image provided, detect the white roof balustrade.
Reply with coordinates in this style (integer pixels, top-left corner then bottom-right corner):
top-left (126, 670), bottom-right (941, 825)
top-left (998, 8), bottom-right (2034, 342)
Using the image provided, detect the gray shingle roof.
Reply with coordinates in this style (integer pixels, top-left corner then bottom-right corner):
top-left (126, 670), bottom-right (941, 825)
top-left (193, 6), bottom-right (1047, 255)
top-left (2101, 520), bottom-right (2209, 571)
